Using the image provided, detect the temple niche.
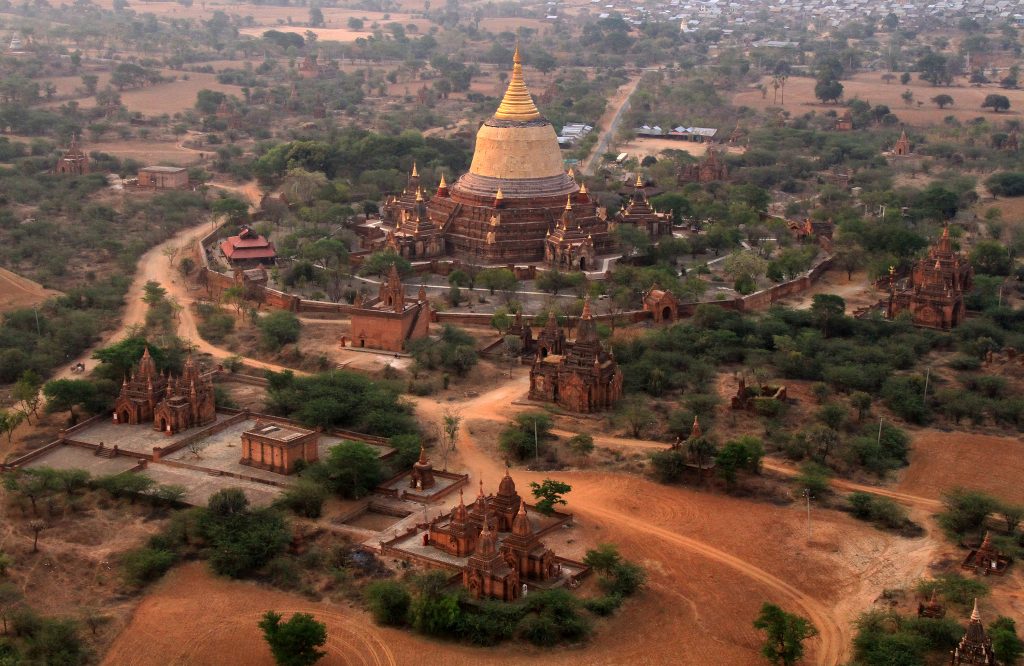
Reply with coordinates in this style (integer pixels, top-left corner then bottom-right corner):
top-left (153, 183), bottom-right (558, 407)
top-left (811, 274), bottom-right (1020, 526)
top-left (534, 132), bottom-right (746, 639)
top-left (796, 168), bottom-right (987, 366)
top-left (892, 129), bottom-right (912, 156)
top-left (887, 226), bottom-right (973, 330)
top-left (529, 298), bottom-right (623, 413)
top-left (677, 147), bottom-right (729, 185)
top-left (377, 46), bottom-right (614, 267)
top-left (113, 349), bottom-right (216, 435)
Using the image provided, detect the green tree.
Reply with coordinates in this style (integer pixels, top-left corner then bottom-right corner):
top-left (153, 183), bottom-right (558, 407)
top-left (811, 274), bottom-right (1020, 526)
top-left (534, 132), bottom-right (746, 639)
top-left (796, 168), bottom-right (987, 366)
top-left (477, 268), bottom-right (517, 296)
top-left (308, 6), bottom-right (324, 27)
top-left (814, 78), bottom-right (844, 103)
top-left (274, 479), bottom-right (327, 518)
top-left (990, 616), bottom-right (1024, 665)
top-left (810, 294), bottom-right (845, 337)
top-left (364, 581), bottom-right (411, 627)
top-left (258, 311), bottom-right (301, 351)
top-left (42, 379), bottom-right (96, 423)
top-left (499, 412), bottom-right (553, 461)
top-left (309, 441), bottom-right (383, 499)
top-left (529, 479), bottom-right (572, 515)
top-left (850, 392), bottom-right (872, 421)
top-left (13, 370), bottom-right (43, 423)
top-left (715, 436), bottom-right (764, 487)
top-left (983, 94), bottom-right (1011, 112)
top-left (567, 433), bottom-right (595, 457)
top-left (932, 94), bottom-right (954, 108)
top-left (358, 250), bottom-right (412, 278)
top-left (258, 611), bottom-right (327, 666)
top-left (753, 603), bottom-right (819, 666)
top-left (970, 240), bottom-right (1012, 275)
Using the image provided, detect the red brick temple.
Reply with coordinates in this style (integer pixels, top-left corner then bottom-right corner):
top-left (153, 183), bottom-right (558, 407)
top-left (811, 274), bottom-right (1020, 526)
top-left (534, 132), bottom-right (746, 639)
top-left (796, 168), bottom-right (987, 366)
top-left (54, 135), bottom-right (89, 176)
top-left (529, 298), bottom-right (623, 413)
top-left (614, 174), bottom-right (672, 239)
top-left (678, 147), bottom-right (729, 185)
top-left (377, 46), bottom-right (614, 267)
top-left (893, 129), bottom-right (912, 156)
top-left (951, 600), bottom-right (996, 665)
top-left (887, 226), bottom-right (973, 330)
top-left (348, 265), bottom-right (430, 351)
top-left (113, 350), bottom-right (216, 435)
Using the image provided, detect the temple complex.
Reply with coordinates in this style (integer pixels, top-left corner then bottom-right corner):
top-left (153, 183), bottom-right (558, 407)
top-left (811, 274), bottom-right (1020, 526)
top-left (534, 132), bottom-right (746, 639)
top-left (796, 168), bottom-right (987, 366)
top-left (54, 135), bottom-right (89, 176)
top-left (614, 175), bottom-right (672, 239)
top-left (113, 349), bottom-right (216, 435)
top-left (642, 285), bottom-right (680, 323)
top-left (348, 265), bottom-right (430, 351)
top-left (950, 600), bottom-right (997, 665)
top-left (220, 226), bottom-right (278, 266)
top-left (377, 47), bottom-right (614, 267)
top-left (677, 147), bottom-right (729, 184)
top-left (887, 226), bottom-right (973, 330)
top-left (425, 471), bottom-right (559, 602)
top-left (529, 298), bottom-right (623, 413)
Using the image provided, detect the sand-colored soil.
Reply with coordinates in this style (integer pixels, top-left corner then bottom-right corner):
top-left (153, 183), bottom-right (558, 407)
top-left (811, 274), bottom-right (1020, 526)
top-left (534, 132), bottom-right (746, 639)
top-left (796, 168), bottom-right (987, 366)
top-left (0, 266), bottom-right (61, 313)
top-left (61, 71), bottom-right (241, 115)
top-left (896, 429), bottom-right (1024, 505)
top-left (87, 139), bottom-right (201, 165)
top-left (774, 269), bottom-right (878, 312)
top-left (734, 73), bottom-right (1024, 125)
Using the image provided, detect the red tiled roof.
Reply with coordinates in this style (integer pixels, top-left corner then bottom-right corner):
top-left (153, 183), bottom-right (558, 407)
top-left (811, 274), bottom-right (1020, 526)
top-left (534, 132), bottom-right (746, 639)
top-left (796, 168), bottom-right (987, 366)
top-left (221, 237), bottom-right (276, 260)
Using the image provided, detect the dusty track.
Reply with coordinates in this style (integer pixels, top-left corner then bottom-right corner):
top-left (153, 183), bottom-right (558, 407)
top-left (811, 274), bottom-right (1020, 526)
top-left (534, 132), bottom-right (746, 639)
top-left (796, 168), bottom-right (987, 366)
top-left (0, 266), bottom-right (61, 313)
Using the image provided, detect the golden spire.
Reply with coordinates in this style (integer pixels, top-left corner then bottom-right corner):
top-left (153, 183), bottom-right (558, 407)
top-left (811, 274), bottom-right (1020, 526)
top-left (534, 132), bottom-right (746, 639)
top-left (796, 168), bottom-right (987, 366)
top-left (635, 173), bottom-right (644, 188)
top-left (494, 43), bottom-right (542, 122)
top-left (579, 182), bottom-right (588, 195)
top-left (495, 187), bottom-right (504, 201)
top-left (438, 172), bottom-right (447, 188)
top-left (565, 194), bottom-right (573, 211)
top-left (415, 187), bottom-right (424, 202)
top-left (567, 167), bottom-right (576, 181)
top-left (411, 162), bottom-right (419, 178)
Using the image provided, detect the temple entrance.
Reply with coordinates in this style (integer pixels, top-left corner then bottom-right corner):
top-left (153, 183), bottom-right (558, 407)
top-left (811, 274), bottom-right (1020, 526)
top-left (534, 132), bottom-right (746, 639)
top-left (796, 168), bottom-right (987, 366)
top-left (360, 339), bottom-right (365, 348)
top-left (579, 257), bottom-right (586, 271)
top-left (662, 306), bottom-right (674, 322)
top-left (158, 417), bottom-right (168, 433)
top-left (119, 409), bottom-right (130, 424)
top-left (540, 346), bottom-right (548, 358)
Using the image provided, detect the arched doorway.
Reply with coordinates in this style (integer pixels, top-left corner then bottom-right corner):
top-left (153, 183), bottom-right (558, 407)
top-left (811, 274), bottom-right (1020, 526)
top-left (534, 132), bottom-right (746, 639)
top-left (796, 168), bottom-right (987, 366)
top-left (579, 257), bottom-right (587, 271)
top-left (540, 346), bottom-right (548, 358)
top-left (158, 417), bottom-right (168, 433)
top-left (662, 306), bottom-right (674, 322)
top-left (119, 409), bottom-right (131, 424)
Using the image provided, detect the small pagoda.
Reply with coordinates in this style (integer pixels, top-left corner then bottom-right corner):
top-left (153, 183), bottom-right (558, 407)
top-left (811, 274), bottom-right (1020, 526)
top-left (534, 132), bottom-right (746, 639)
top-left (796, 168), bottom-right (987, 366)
top-left (950, 599), bottom-right (996, 665)
top-left (961, 531), bottom-right (1010, 576)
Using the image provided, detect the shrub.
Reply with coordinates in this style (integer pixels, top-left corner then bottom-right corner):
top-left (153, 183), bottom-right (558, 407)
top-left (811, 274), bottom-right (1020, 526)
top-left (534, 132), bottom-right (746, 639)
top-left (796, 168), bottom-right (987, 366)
top-left (122, 547), bottom-right (176, 587)
top-left (649, 447), bottom-right (687, 483)
top-left (938, 487), bottom-right (999, 539)
top-left (583, 594), bottom-right (623, 616)
top-left (274, 479), bottom-right (327, 518)
top-left (258, 311), bottom-right (301, 351)
top-left (916, 573), bottom-right (989, 605)
top-left (364, 581), bottom-right (411, 627)
top-left (795, 462), bottom-right (831, 496)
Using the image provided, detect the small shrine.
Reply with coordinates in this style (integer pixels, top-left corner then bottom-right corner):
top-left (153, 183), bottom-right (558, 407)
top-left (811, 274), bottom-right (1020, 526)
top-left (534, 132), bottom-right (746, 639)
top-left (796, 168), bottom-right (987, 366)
top-left (677, 147), bottom-right (729, 184)
top-left (410, 444), bottom-right (435, 491)
top-left (614, 174), bottom-right (672, 239)
top-left (113, 350), bottom-right (216, 435)
top-left (917, 590), bottom-right (946, 618)
top-left (893, 129), bottom-right (912, 156)
top-left (239, 420), bottom-right (319, 475)
top-left (54, 135), bottom-right (89, 176)
top-left (951, 599), bottom-right (997, 665)
top-left (961, 531), bottom-right (1010, 576)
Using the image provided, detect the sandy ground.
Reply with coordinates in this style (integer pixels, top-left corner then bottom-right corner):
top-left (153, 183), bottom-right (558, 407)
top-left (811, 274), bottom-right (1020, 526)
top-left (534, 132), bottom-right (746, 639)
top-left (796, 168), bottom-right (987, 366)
top-left (734, 73), bottom-right (1024, 125)
top-left (896, 429), bottom-right (1024, 505)
top-left (582, 74), bottom-right (642, 175)
top-left (87, 139), bottom-right (202, 166)
top-left (0, 266), bottom-right (62, 313)
top-left (51, 71), bottom-right (242, 116)
top-left (101, 371), bottom-right (946, 665)
top-left (774, 269), bottom-right (878, 312)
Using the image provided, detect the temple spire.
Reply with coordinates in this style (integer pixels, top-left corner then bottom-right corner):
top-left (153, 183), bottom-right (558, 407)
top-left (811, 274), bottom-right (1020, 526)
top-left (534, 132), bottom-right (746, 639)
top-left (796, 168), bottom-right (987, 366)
top-left (494, 43), bottom-right (542, 122)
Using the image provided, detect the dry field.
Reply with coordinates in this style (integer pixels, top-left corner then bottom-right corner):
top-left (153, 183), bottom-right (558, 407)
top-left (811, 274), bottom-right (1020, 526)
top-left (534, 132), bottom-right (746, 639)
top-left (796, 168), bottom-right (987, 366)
top-left (896, 429), bottom-right (1024, 505)
top-left (51, 70), bottom-right (242, 116)
top-left (774, 269), bottom-right (878, 312)
top-left (620, 137), bottom-right (709, 160)
top-left (87, 139), bottom-right (201, 165)
top-left (733, 73), bottom-right (1024, 126)
top-left (0, 266), bottom-right (61, 313)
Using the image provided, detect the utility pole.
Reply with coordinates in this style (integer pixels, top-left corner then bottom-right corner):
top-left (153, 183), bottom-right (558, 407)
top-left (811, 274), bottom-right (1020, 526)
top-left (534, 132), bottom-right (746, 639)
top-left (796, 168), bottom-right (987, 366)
top-left (877, 416), bottom-right (884, 447)
top-left (534, 418), bottom-right (539, 466)
top-left (923, 366), bottom-right (931, 402)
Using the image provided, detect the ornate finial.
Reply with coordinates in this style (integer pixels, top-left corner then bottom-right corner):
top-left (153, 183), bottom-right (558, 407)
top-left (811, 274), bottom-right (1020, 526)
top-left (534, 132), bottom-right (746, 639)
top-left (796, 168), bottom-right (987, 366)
top-left (495, 187), bottom-right (504, 200)
top-left (567, 167), bottom-right (576, 181)
top-left (438, 172), bottom-right (447, 188)
top-left (942, 224), bottom-right (949, 239)
top-left (889, 265), bottom-right (895, 276)
top-left (971, 598), bottom-right (980, 622)
top-left (691, 415), bottom-right (701, 438)
top-left (635, 173), bottom-right (644, 188)
top-left (418, 443), bottom-right (428, 464)
top-left (494, 42), bottom-right (541, 121)
top-left (580, 182), bottom-right (589, 195)
top-left (565, 195), bottom-right (573, 211)
top-left (582, 296), bottom-right (592, 319)
top-left (415, 187), bottom-right (424, 203)
top-left (411, 162), bottom-right (418, 178)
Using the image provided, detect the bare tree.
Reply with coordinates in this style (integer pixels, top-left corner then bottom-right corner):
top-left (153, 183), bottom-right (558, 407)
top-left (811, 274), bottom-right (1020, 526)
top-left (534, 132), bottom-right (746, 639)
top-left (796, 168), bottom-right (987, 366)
top-left (440, 409), bottom-right (462, 471)
top-left (162, 245), bottom-right (180, 267)
top-left (28, 520), bottom-right (45, 553)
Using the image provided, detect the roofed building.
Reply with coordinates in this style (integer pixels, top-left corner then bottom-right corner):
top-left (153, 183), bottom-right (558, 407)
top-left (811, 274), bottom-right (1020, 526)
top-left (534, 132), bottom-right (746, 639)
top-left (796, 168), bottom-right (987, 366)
top-left (887, 226), bottom-right (973, 330)
top-left (113, 349), bottom-right (216, 435)
top-left (138, 166), bottom-right (188, 189)
top-left (239, 420), bottom-right (319, 475)
top-left (220, 226), bottom-right (278, 266)
top-left (678, 147), bottom-right (729, 184)
top-left (615, 174), bottom-right (672, 239)
top-left (950, 600), bottom-right (996, 665)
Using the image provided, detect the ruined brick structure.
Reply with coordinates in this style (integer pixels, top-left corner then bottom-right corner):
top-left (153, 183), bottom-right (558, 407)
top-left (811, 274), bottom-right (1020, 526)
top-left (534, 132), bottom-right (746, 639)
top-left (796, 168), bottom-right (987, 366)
top-left (614, 174), bottom-right (672, 239)
top-left (377, 47), bottom-right (614, 267)
top-left (409, 444), bottom-right (435, 490)
top-left (835, 109), bottom-right (854, 131)
top-left (529, 298), bottom-right (623, 413)
top-left (348, 265), bottom-right (430, 351)
top-left (54, 135), bottom-right (89, 176)
top-left (951, 600), bottom-right (996, 665)
top-left (113, 349), bottom-right (216, 435)
top-left (427, 472), bottom-right (558, 602)
top-left (961, 531), bottom-right (1010, 575)
top-left (239, 420), bottom-right (319, 475)
top-left (888, 226), bottom-right (973, 330)
top-left (677, 147), bottom-right (729, 185)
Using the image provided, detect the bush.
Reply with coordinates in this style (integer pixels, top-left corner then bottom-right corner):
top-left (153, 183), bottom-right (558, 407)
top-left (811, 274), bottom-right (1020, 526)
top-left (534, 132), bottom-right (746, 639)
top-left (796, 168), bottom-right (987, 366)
top-left (258, 311), bottom-right (301, 351)
top-left (122, 547), bottom-right (176, 587)
top-left (938, 487), bottom-right (999, 539)
top-left (274, 479), bottom-right (327, 518)
top-left (583, 594), bottom-right (623, 616)
top-left (266, 556), bottom-right (302, 590)
top-left (916, 573), bottom-right (989, 605)
top-left (364, 581), bottom-right (411, 627)
top-left (649, 447), bottom-right (688, 483)
top-left (600, 561), bottom-right (646, 597)
top-left (795, 462), bottom-right (831, 496)
top-left (847, 492), bottom-right (910, 530)
top-left (458, 601), bottom-right (523, 646)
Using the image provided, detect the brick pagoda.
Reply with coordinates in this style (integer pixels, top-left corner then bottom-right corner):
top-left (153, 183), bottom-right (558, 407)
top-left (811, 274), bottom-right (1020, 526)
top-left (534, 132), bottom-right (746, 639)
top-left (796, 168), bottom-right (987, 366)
top-left (951, 600), bottom-right (996, 665)
top-left (54, 135), bottom-right (89, 176)
top-left (678, 147), bottom-right (729, 184)
top-left (615, 174), bottom-right (672, 239)
top-left (113, 350), bottom-right (216, 435)
top-left (348, 265), bottom-right (430, 351)
top-left (887, 226), bottom-right (973, 330)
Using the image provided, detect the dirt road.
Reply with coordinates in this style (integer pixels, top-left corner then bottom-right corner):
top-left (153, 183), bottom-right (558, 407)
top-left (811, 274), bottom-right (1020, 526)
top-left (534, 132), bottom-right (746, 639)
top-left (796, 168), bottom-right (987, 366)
top-left (582, 74), bottom-right (643, 175)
